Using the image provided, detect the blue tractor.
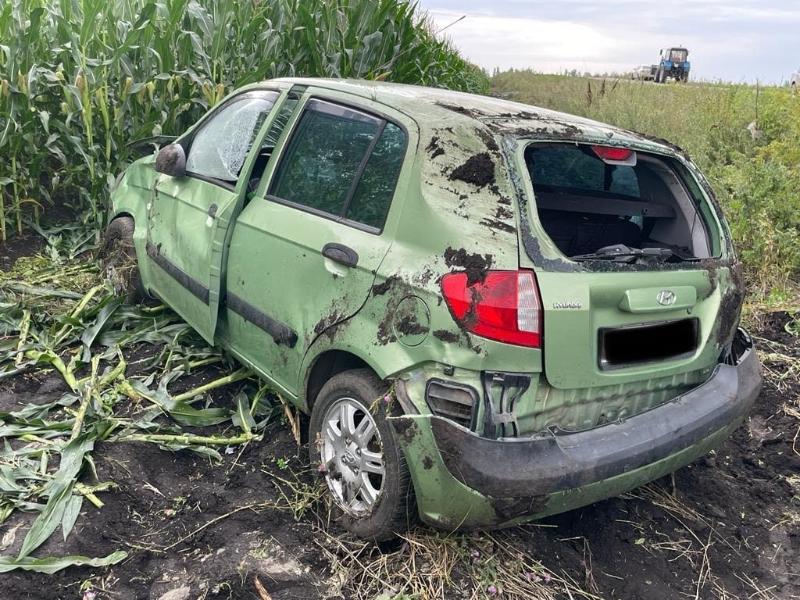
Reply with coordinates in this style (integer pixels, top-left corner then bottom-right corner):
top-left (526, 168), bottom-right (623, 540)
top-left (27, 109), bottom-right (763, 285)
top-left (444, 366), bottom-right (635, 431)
top-left (656, 47), bottom-right (690, 83)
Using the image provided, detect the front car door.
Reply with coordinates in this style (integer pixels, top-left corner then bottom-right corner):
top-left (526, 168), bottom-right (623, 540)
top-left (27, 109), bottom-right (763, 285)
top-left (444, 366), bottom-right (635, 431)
top-left (145, 89), bottom-right (282, 342)
top-left (222, 91), bottom-right (412, 397)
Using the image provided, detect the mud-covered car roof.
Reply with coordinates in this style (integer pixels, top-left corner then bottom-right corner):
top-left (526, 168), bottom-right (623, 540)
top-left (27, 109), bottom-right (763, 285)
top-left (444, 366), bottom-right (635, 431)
top-left (271, 77), bottom-right (681, 155)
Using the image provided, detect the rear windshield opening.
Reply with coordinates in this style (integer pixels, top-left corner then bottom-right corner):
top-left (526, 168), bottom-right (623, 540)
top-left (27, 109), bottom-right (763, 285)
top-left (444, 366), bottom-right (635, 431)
top-left (525, 143), bottom-right (714, 261)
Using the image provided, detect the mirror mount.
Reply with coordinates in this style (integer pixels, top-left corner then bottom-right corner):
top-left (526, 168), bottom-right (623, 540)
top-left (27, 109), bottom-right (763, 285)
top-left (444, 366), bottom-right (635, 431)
top-left (155, 144), bottom-right (187, 178)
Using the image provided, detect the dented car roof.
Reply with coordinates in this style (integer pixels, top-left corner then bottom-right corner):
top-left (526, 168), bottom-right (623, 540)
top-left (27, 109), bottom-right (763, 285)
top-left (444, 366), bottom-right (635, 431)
top-left (271, 77), bottom-right (682, 154)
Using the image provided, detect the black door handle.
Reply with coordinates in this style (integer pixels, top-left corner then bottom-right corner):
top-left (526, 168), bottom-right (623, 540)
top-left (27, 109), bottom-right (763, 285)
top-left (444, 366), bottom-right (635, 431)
top-left (322, 243), bottom-right (359, 268)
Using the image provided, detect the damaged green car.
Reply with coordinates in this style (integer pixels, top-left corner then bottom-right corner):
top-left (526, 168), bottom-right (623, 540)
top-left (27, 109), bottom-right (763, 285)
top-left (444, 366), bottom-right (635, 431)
top-left (106, 78), bottom-right (762, 540)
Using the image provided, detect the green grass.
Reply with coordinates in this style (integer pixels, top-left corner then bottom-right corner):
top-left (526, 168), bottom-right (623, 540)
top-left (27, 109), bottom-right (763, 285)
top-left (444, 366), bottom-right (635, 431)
top-left (492, 71), bottom-right (800, 302)
top-left (0, 0), bottom-right (487, 241)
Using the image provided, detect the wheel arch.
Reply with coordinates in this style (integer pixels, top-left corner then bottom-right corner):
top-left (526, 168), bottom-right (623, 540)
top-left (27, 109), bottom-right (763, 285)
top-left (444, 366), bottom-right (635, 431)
top-left (109, 210), bottom-right (135, 223)
top-left (302, 348), bottom-right (380, 414)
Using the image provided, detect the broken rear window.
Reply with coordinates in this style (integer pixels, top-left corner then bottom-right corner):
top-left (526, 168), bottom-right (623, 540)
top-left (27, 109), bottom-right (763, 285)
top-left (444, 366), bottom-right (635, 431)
top-left (530, 144), bottom-right (640, 198)
top-left (524, 143), bottom-right (716, 261)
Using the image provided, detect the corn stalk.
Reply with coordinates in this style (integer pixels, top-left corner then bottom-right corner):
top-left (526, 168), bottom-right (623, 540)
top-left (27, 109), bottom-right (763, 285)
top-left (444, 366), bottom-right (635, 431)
top-left (0, 0), bottom-right (487, 241)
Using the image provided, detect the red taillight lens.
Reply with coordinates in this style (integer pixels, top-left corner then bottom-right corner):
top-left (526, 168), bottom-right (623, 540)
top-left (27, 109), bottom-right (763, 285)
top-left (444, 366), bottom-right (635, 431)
top-left (591, 145), bottom-right (634, 163)
top-left (441, 270), bottom-right (542, 348)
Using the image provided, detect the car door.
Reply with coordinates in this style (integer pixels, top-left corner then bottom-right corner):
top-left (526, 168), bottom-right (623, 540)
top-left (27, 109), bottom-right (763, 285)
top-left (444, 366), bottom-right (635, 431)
top-left (222, 94), bottom-right (411, 396)
top-left (145, 89), bottom-right (281, 343)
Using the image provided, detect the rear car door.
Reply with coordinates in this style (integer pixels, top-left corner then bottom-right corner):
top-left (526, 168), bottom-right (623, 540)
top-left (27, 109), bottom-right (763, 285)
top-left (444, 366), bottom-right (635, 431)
top-left (145, 90), bottom-right (280, 343)
top-left (223, 94), bottom-right (410, 396)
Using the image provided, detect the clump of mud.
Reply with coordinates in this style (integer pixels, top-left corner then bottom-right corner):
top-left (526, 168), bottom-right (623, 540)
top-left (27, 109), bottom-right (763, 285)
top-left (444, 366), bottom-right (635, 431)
top-left (433, 329), bottom-right (460, 343)
top-left (371, 275), bottom-right (400, 296)
top-left (449, 153), bottom-right (496, 188)
top-left (426, 136), bottom-right (445, 159)
top-left (396, 314), bottom-right (427, 336)
top-left (476, 127), bottom-right (499, 152)
top-left (444, 246), bottom-right (493, 285)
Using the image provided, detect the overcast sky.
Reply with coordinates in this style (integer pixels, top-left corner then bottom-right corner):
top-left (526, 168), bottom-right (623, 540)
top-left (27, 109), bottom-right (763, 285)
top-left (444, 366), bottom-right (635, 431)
top-left (419, 1), bottom-right (800, 83)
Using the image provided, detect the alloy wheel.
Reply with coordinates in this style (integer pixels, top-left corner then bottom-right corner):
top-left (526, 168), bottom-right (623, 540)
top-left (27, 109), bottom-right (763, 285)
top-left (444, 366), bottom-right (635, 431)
top-left (320, 397), bottom-right (386, 516)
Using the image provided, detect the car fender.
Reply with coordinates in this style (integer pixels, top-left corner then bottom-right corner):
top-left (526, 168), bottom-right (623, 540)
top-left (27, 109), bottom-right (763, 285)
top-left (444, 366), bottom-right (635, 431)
top-left (108, 155), bottom-right (158, 289)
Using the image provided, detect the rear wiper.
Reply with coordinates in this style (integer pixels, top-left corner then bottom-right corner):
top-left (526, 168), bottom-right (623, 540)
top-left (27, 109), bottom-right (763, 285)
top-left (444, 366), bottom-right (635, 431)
top-left (572, 244), bottom-right (697, 263)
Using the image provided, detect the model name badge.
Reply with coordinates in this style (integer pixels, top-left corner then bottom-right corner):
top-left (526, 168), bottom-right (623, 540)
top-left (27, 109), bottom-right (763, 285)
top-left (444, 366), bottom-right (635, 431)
top-left (553, 301), bottom-right (582, 310)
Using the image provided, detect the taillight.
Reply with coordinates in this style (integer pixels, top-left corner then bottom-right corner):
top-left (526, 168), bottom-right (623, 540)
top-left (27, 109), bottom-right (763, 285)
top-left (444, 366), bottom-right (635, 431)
top-left (441, 270), bottom-right (542, 348)
top-left (591, 145), bottom-right (636, 165)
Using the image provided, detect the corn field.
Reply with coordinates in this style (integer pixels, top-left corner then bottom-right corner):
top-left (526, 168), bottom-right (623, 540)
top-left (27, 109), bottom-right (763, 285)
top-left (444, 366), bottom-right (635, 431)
top-left (0, 0), bottom-right (487, 241)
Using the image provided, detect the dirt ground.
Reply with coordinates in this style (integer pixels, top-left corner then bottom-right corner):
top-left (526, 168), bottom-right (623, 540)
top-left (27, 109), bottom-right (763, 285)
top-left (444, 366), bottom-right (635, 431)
top-left (1, 234), bottom-right (799, 600)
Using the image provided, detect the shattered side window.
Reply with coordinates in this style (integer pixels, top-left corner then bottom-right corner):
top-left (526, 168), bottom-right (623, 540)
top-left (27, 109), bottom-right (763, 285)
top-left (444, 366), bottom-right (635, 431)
top-left (346, 123), bottom-right (406, 229)
top-left (185, 92), bottom-right (279, 182)
top-left (262, 95), bottom-right (300, 151)
top-left (270, 100), bottom-right (381, 216)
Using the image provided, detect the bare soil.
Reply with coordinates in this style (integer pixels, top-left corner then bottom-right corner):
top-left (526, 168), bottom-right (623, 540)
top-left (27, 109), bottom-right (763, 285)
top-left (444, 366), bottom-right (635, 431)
top-left (1, 236), bottom-right (798, 600)
top-left (0, 232), bottom-right (44, 271)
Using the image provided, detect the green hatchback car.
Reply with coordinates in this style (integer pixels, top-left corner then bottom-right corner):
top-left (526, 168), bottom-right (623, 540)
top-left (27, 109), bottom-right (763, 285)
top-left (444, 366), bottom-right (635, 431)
top-left (106, 78), bottom-right (761, 540)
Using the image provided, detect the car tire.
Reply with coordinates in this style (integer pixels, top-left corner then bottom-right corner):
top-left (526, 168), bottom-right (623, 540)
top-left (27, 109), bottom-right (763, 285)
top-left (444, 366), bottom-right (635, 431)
top-left (309, 368), bottom-right (416, 541)
top-left (102, 217), bottom-right (144, 302)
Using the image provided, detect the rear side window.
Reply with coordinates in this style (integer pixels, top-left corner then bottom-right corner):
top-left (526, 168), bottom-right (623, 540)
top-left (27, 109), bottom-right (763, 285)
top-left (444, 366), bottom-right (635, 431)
top-left (270, 99), bottom-right (406, 231)
top-left (347, 123), bottom-right (406, 229)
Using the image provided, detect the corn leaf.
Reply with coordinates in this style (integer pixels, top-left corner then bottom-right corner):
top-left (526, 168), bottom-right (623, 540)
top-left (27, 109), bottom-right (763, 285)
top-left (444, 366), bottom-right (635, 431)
top-left (81, 298), bottom-right (122, 350)
top-left (233, 391), bottom-right (256, 435)
top-left (129, 380), bottom-right (230, 426)
top-left (0, 550), bottom-right (127, 574)
top-left (18, 436), bottom-right (94, 559)
top-left (61, 495), bottom-right (83, 541)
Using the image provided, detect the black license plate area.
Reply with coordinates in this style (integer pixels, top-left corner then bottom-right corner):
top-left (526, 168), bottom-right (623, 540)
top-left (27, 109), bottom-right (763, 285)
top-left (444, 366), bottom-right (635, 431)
top-left (599, 318), bottom-right (699, 370)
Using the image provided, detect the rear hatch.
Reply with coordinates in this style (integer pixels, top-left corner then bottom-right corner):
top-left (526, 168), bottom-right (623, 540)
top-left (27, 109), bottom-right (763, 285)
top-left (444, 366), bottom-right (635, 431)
top-left (518, 141), bottom-right (737, 391)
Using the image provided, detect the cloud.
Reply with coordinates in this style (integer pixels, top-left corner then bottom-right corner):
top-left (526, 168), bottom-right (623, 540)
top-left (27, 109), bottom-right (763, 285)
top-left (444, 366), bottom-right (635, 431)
top-left (429, 10), bottom-right (633, 72)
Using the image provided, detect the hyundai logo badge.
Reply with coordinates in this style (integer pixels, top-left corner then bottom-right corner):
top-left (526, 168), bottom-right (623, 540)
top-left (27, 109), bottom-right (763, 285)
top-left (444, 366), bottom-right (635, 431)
top-left (657, 290), bottom-right (677, 306)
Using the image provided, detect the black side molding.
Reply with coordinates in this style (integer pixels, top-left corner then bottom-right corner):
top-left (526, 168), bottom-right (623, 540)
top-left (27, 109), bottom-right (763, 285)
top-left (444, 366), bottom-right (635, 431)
top-left (146, 242), bottom-right (210, 304)
top-left (226, 292), bottom-right (298, 348)
top-left (144, 242), bottom-right (298, 348)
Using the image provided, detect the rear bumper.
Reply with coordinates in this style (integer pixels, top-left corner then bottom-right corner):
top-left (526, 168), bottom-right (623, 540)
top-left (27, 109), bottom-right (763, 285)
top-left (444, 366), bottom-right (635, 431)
top-left (431, 338), bottom-right (758, 497)
top-left (391, 329), bottom-right (761, 528)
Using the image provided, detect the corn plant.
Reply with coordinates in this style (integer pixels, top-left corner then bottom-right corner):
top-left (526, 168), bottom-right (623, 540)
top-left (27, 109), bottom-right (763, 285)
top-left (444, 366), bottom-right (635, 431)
top-left (0, 0), bottom-right (487, 241)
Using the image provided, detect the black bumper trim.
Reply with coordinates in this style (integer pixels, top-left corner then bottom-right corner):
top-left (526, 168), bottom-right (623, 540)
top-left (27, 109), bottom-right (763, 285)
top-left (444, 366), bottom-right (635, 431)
top-left (431, 337), bottom-right (761, 498)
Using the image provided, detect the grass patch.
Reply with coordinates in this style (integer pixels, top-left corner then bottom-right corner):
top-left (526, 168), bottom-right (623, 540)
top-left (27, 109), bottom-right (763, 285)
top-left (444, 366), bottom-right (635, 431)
top-left (315, 527), bottom-right (599, 600)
